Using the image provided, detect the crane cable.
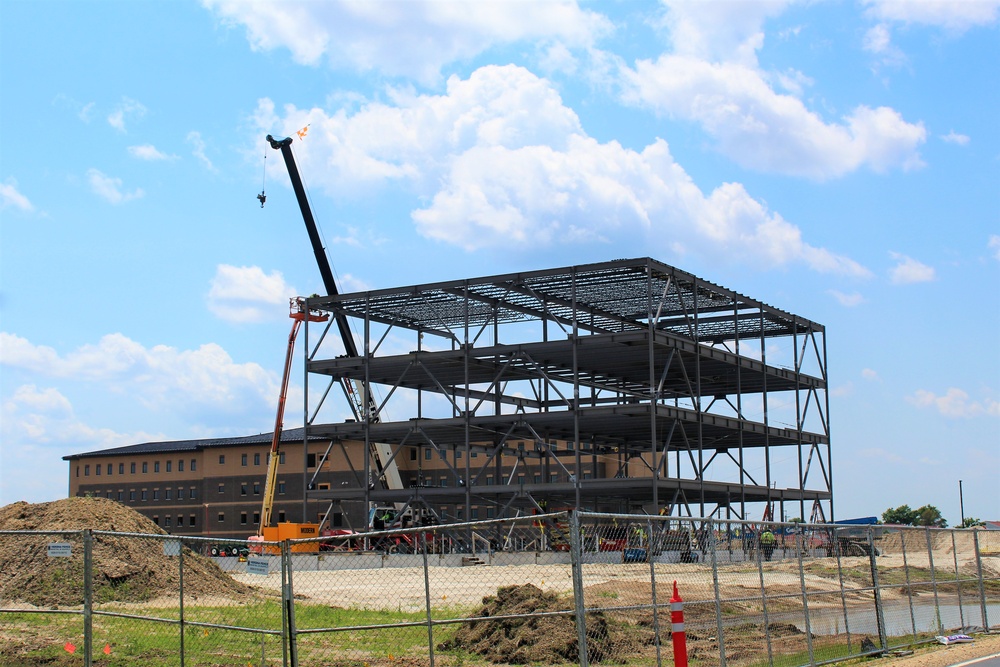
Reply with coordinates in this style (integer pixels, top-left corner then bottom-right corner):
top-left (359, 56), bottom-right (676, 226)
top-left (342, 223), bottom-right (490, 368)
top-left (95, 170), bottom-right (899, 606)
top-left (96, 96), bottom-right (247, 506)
top-left (257, 149), bottom-right (267, 207)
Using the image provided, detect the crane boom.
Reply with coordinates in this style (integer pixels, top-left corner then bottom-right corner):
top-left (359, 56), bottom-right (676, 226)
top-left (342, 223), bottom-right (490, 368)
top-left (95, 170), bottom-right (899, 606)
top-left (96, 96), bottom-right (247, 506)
top-left (265, 134), bottom-right (403, 496)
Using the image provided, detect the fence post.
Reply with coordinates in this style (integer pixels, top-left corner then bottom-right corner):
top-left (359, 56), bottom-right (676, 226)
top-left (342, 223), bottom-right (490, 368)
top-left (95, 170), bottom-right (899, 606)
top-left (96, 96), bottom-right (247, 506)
top-left (925, 528), bottom-right (943, 635)
top-left (179, 538), bottom-right (185, 667)
top-left (83, 529), bottom-right (93, 667)
top-left (421, 530), bottom-right (436, 667)
top-left (950, 531), bottom-right (967, 631)
top-left (647, 518), bottom-right (663, 667)
top-left (867, 526), bottom-right (888, 652)
top-left (973, 530), bottom-right (989, 631)
top-left (708, 520), bottom-right (726, 667)
top-left (755, 526), bottom-right (774, 667)
top-left (570, 511), bottom-right (590, 667)
top-left (283, 540), bottom-right (298, 667)
top-left (899, 528), bottom-right (918, 643)
top-left (795, 527), bottom-right (815, 665)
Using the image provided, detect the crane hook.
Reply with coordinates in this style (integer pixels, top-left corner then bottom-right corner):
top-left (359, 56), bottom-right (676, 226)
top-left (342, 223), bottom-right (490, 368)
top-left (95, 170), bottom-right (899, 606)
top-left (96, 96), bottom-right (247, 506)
top-left (257, 192), bottom-right (266, 208)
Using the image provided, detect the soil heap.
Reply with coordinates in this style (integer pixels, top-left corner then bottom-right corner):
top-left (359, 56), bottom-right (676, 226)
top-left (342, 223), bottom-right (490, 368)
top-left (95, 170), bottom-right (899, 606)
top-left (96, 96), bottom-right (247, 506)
top-left (438, 583), bottom-right (651, 664)
top-left (0, 497), bottom-right (251, 607)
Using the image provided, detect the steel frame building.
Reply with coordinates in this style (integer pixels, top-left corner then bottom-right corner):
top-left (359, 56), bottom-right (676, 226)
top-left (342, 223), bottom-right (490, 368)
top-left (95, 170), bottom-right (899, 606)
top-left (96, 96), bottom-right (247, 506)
top-left (301, 257), bottom-right (832, 525)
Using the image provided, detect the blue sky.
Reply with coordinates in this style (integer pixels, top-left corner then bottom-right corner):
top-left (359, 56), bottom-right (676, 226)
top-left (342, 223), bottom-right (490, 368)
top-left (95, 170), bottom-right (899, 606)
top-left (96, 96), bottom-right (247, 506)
top-left (1, 0), bottom-right (997, 525)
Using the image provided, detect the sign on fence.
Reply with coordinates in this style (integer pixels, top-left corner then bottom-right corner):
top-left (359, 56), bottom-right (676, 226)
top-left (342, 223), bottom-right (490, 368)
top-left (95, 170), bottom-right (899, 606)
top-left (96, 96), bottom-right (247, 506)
top-left (47, 542), bottom-right (72, 557)
top-left (246, 558), bottom-right (269, 575)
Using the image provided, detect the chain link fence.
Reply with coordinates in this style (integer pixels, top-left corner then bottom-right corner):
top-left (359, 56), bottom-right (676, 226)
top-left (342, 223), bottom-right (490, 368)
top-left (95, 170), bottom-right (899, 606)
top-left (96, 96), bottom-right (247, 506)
top-left (2, 515), bottom-right (997, 666)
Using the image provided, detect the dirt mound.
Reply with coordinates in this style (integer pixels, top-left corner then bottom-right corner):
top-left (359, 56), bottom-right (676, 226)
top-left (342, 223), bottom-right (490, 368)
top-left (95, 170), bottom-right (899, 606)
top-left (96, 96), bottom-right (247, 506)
top-left (0, 497), bottom-right (251, 607)
top-left (438, 583), bottom-right (649, 664)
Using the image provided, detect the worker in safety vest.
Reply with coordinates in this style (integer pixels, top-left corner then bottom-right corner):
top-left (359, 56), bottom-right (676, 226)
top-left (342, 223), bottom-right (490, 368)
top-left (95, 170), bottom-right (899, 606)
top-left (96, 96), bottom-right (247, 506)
top-left (760, 529), bottom-right (777, 561)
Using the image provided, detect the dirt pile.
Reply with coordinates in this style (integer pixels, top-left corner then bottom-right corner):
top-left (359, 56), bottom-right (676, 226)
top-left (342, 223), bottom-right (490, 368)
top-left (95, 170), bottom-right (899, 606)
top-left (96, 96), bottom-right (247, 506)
top-left (438, 583), bottom-right (650, 664)
top-left (0, 497), bottom-right (251, 607)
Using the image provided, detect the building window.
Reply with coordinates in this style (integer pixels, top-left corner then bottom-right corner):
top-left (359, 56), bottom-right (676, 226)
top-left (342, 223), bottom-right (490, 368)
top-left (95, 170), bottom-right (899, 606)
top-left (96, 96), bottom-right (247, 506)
top-left (190, 459), bottom-right (196, 471)
top-left (177, 515), bottom-right (183, 527)
top-left (471, 508), bottom-right (479, 519)
top-left (307, 454), bottom-right (317, 468)
top-left (487, 508), bottom-right (495, 518)
top-left (218, 484), bottom-right (225, 494)
top-left (219, 455), bottom-right (225, 465)
top-left (164, 516), bottom-right (171, 528)
top-left (332, 512), bottom-right (343, 527)
top-left (166, 461), bottom-right (172, 473)
top-left (471, 451), bottom-right (478, 458)
top-left (189, 515), bottom-right (196, 527)
top-left (119, 463), bottom-right (125, 474)
top-left (278, 452), bottom-right (285, 464)
top-left (95, 465), bottom-right (101, 476)
top-left (178, 459), bottom-right (184, 472)
top-left (165, 489), bottom-right (172, 500)
top-left (278, 511), bottom-right (286, 523)
top-left (254, 453), bottom-right (261, 466)
top-left (278, 482), bottom-right (285, 495)
top-left (76, 466), bottom-right (80, 478)
top-left (410, 448), bottom-right (417, 461)
top-left (142, 462), bottom-right (148, 474)
top-left (240, 512), bottom-right (248, 525)
top-left (317, 483), bottom-right (330, 491)
top-left (240, 483), bottom-right (247, 496)
top-left (106, 491), bottom-right (112, 499)
top-left (425, 448), bottom-right (432, 460)
top-left (486, 476), bottom-right (494, 485)
top-left (253, 512), bottom-right (260, 524)
top-left (457, 509), bottom-right (464, 519)
top-left (141, 490), bottom-right (148, 501)
top-left (152, 516), bottom-right (159, 525)
top-left (129, 490), bottom-right (136, 501)
top-left (177, 488), bottom-right (184, 500)
top-left (253, 483), bottom-right (260, 495)
top-left (189, 487), bottom-right (197, 499)
top-left (84, 465), bottom-right (90, 476)
top-left (457, 449), bottom-right (463, 459)
top-left (218, 513), bottom-right (225, 523)
top-left (241, 454), bottom-right (247, 466)
top-left (107, 464), bottom-right (112, 475)
top-left (154, 462), bottom-right (160, 473)
top-left (117, 491), bottom-right (124, 501)
top-left (152, 490), bottom-right (159, 501)
top-left (131, 463), bottom-right (136, 474)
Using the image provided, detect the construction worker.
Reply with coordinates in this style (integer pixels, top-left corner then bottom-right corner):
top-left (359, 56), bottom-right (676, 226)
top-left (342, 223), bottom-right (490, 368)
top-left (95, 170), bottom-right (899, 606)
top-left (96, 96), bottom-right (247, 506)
top-left (760, 528), bottom-right (777, 561)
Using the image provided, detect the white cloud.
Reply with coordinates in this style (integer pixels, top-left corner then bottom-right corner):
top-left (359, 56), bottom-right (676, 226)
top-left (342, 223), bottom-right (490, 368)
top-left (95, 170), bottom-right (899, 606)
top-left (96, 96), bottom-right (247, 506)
top-left (107, 97), bottom-right (147, 132)
top-left (863, 0), bottom-right (1000, 33)
top-left (621, 55), bottom-right (926, 180)
top-left (907, 388), bottom-right (1000, 418)
top-left (204, 0), bottom-right (611, 85)
top-left (0, 331), bottom-right (277, 421)
top-left (653, 0), bottom-right (794, 65)
top-left (828, 290), bottom-right (865, 307)
top-left (207, 264), bottom-right (297, 323)
top-left (861, 368), bottom-right (880, 381)
top-left (253, 65), bottom-right (870, 277)
top-left (941, 130), bottom-right (970, 145)
top-left (86, 168), bottom-right (145, 204)
top-left (186, 131), bottom-right (216, 171)
top-left (128, 144), bottom-right (178, 161)
top-left (888, 251), bottom-right (935, 284)
top-left (0, 384), bottom-right (168, 504)
top-left (989, 235), bottom-right (1000, 261)
top-left (0, 179), bottom-right (34, 212)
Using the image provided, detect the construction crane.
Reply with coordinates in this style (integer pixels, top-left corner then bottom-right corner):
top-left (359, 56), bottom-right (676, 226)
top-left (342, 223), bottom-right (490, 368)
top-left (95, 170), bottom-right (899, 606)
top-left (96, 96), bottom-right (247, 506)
top-left (264, 134), bottom-right (405, 526)
top-left (248, 298), bottom-right (328, 555)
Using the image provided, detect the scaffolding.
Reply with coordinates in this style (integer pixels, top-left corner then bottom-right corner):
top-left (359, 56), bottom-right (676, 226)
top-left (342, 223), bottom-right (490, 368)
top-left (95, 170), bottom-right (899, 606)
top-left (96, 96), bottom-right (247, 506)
top-left (300, 257), bottom-right (832, 526)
